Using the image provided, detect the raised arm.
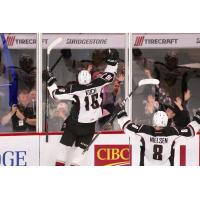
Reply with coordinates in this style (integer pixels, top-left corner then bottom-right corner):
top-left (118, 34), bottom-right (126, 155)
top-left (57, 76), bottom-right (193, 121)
top-left (115, 104), bottom-right (142, 135)
top-left (45, 70), bottom-right (75, 101)
top-left (97, 49), bottom-right (119, 86)
top-left (177, 110), bottom-right (200, 137)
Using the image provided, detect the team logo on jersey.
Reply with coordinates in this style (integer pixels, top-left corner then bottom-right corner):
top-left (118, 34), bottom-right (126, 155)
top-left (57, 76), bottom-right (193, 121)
top-left (131, 124), bottom-right (138, 130)
top-left (58, 88), bottom-right (66, 93)
top-left (181, 129), bottom-right (188, 133)
top-left (94, 145), bottom-right (132, 166)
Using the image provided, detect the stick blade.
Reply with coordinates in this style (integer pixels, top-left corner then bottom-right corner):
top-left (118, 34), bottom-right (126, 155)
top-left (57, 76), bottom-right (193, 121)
top-left (138, 78), bottom-right (159, 87)
top-left (47, 37), bottom-right (63, 54)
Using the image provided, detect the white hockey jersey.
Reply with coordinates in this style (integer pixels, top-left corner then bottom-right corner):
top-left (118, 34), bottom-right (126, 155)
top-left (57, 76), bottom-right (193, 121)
top-left (48, 64), bottom-right (117, 123)
top-left (118, 114), bottom-right (200, 166)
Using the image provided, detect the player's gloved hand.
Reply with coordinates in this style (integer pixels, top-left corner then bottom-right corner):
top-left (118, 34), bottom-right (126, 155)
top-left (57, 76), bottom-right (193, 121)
top-left (105, 49), bottom-right (119, 66)
top-left (115, 103), bottom-right (127, 118)
top-left (193, 110), bottom-right (200, 124)
top-left (43, 70), bottom-right (57, 86)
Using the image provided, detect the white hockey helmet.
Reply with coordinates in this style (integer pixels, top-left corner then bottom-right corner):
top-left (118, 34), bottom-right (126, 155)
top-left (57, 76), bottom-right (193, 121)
top-left (78, 70), bottom-right (92, 85)
top-left (152, 111), bottom-right (168, 127)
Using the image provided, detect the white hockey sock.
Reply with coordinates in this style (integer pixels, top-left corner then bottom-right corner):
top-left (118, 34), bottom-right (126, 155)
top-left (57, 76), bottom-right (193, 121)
top-left (70, 147), bottom-right (85, 166)
top-left (55, 143), bottom-right (71, 166)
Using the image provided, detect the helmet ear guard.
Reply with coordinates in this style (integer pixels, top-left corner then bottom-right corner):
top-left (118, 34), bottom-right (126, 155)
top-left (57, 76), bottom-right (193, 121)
top-left (78, 70), bottom-right (92, 85)
top-left (152, 111), bottom-right (168, 127)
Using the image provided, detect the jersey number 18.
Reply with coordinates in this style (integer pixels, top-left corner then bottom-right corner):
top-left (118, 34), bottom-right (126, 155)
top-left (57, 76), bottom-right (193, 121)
top-left (84, 93), bottom-right (100, 111)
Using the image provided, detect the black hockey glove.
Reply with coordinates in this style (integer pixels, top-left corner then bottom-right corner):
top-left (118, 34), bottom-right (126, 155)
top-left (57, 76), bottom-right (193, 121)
top-left (43, 69), bottom-right (57, 87)
top-left (105, 49), bottom-right (119, 66)
top-left (115, 103), bottom-right (127, 119)
top-left (193, 110), bottom-right (200, 124)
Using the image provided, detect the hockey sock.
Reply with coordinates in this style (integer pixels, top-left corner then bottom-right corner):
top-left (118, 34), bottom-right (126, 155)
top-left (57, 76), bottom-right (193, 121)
top-left (70, 147), bottom-right (85, 166)
top-left (55, 143), bottom-right (71, 166)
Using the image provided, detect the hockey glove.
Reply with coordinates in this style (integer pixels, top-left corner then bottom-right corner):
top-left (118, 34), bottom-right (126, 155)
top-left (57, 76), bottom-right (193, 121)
top-left (43, 70), bottom-right (57, 87)
top-left (193, 110), bottom-right (200, 124)
top-left (115, 103), bottom-right (128, 119)
top-left (105, 49), bottom-right (119, 66)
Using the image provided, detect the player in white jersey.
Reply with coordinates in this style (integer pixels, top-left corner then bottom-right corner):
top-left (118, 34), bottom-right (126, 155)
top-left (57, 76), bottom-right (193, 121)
top-left (116, 105), bottom-right (200, 166)
top-left (46, 49), bottom-right (119, 166)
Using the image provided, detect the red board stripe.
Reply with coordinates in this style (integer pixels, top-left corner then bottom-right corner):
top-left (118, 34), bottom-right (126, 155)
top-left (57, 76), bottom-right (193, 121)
top-left (0, 130), bottom-right (124, 137)
top-left (180, 145), bottom-right (186, 166)
top-left (199, 134), bottom-right (200, 166)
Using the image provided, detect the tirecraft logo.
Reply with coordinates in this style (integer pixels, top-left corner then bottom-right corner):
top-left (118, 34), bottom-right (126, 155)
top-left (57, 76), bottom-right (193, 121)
top-left (94, 145), bottom-right (132, 166)
top-left (134, 36), bottom-right (178, 46)
top-left (134, 36), bottom-right (145, 46)
top-left (5, 35), bottom-right (48, 46)
top-left (0, 151), bottom-right (27, 166)
top-left (6, 35), bottom-right (16, 46)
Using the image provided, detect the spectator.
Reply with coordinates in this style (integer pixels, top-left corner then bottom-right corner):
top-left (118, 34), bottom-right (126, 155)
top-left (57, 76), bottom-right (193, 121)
top-left (154, 50), bottom-right (199, 102)
top-left (1, 89), bottom-right (36, 132)
top-left (164, 96), bottom-right (190, 128)
top-left (14, 54), bottom-right (36, 91)
top-left (132, 48), bottom-right (155, 124)
top-left (132, 48), bottom-right (154, 89)
top-left (145, 91), bottom-right (191, 128)
top-left (0, 48), bottom-right (3, 76)
top-left (92, 49), bottom-right (107, 72)
top-left (61, 49), bottom-right (77, 73)
top-left (28, 88), bottom-right (36, 116)
top-left (98, 76), bottom-right (124, 130)
top-left (48, 102), bottom-right (69, 131)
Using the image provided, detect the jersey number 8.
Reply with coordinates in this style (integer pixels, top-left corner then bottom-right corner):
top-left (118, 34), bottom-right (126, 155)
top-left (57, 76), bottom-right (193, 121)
top-left (153, 144), bottom-right (163, 160)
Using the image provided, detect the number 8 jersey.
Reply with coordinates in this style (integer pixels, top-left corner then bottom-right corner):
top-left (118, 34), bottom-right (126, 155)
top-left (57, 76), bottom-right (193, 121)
top-left (117, 114), bottom-right (200, 166)
top-left (48, 65), bottom-right (117, 123)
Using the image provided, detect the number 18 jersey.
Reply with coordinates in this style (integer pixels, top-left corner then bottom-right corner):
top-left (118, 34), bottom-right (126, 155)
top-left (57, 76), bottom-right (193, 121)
top-left (50, 72), bottom-right (115, 123)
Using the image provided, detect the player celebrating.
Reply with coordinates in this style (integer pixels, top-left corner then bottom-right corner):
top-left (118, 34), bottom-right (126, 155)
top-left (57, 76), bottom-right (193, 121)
top-left (116, 106), bottom-right (200, 166)
top-left (46, 49), bottom-right (119, 166)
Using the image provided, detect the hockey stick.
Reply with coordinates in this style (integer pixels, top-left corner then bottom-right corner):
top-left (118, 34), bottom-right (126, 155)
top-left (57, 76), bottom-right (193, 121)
top-left (45, 37), bottom-right (63, 142)
top-left (50, 55), bottom-right (63, 72)
top-left (83, 78), bottom-right (160, 153)
top-left (47, 37), bottom-right (63, 72)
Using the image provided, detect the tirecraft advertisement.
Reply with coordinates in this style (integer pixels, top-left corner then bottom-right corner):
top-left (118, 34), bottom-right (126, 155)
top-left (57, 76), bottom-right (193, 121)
top-left (133, 34), bottom-right (200, 48)
top-left (94, 145), bottom-right (132, 166)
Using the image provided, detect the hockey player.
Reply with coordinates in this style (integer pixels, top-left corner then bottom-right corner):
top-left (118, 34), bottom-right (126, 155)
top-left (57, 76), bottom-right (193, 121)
top-left (116, 105), bottom-right (200, 166)
top-left (46, 49), bottom-right (119, 166)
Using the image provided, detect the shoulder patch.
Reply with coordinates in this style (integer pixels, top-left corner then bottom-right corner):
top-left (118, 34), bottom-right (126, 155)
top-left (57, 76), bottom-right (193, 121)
top-left (131, 124), bottom-right (139, 130)
top-left (181, 129), bottom-right (189, 133)
top-left (58, 88), bottom-right (66, 93)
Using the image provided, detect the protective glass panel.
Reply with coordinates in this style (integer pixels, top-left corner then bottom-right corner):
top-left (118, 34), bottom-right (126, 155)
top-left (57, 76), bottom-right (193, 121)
top-left (0, 33), bottom-right (39, 166)
top-left (0, 33), bottom-right (37, 133)
top-left (42, 34), bottom-right (126, 134)
top-left (132, 34), bottom-right (200, 127)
